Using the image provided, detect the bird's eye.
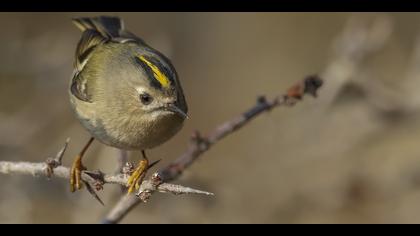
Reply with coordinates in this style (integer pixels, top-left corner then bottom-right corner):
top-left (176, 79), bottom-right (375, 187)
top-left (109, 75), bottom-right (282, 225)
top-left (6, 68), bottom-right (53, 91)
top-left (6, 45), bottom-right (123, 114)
top-left (140, 93), bottom-right (153, 105)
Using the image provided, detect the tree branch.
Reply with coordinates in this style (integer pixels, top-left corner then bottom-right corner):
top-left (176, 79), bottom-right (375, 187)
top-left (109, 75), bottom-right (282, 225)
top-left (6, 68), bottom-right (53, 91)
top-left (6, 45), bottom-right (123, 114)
top-left (0, 146), bottom-right (214, 203)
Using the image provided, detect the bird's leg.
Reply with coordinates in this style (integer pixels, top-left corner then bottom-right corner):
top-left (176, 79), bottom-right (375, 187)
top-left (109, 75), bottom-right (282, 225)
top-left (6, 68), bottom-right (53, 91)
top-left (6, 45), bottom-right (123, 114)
top-left (70, 137), bottom-right (94, 192)
top-left (126, 150), bottom-right (149, 195)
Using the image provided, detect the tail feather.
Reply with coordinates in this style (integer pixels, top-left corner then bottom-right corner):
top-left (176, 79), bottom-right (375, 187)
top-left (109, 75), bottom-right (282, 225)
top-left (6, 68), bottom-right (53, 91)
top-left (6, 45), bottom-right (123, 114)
top-left (72, 16), bottom-right (124, 39)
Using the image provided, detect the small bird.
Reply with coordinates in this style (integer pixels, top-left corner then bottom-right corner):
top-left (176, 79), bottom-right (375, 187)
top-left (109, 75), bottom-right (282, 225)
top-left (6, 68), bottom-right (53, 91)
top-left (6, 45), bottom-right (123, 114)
top-left (68, 16), bottom-right (188, 194)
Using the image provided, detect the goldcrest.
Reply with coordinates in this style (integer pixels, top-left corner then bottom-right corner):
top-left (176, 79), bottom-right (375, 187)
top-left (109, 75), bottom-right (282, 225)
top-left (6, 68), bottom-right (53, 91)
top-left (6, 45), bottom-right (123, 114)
top-left (68, 16), bottom-right (188, 194)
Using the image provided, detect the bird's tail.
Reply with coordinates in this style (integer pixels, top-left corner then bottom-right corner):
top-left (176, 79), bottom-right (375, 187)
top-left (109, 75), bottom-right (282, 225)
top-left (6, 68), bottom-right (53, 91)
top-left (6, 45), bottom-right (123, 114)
top-left (72, 16), bottom-right (124, 39)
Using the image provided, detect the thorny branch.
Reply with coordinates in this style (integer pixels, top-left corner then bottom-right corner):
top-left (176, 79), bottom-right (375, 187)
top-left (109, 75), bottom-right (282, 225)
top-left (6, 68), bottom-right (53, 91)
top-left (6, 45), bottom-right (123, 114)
top-left (101, 75), bottom-right (323, 224)
top-left (0, 144), bottom-right (214, 200)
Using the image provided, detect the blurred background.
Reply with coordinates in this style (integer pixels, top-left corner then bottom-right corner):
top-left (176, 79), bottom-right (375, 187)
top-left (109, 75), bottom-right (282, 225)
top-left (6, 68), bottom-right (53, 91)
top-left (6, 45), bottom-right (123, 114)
top-left (2, 12), bottom-right (420, 223)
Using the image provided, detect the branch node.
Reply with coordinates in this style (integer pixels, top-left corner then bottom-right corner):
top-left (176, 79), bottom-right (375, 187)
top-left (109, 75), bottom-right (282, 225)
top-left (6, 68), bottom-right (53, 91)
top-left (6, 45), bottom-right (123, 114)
top-left (151, 172), bottom-right (163, 185)
top-left (45, 158), bottom-right (58, 178)
top-left (81, 170), bottom-right (105, 205)
top-left (257, 95), bottom-right (267, 104)
top-left (303, 75), bottom-right (323, 98)
top-left (191, 130), bottom-right (210, 149)
top-left (134, 173), bottom-right (164, 202)
top-left (45, 138), bottom-right (70, 178)
top-left (122, 162), bottom-right (135, 176)
top-left (84, 170), bottom-right (105, 191)
top-left (283, 75), bottom-right (323, 106)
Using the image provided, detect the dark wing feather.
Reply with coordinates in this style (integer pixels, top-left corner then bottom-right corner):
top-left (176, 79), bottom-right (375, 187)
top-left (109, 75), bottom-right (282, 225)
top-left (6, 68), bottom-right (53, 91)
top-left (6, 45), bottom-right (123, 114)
top-left (73, 16), bottom-right (123, 39)
top-left (74, 29), bottom-right (106, 73)
top-left (70, 16), bottom-right (143, 102)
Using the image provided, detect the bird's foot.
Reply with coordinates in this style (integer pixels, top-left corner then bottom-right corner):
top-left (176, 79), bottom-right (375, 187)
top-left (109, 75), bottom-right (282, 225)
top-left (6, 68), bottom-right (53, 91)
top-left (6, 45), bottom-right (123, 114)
top-left (126, 158), bottom-right (149, 195)
top-left (70, 154), bottom-right (86, 192)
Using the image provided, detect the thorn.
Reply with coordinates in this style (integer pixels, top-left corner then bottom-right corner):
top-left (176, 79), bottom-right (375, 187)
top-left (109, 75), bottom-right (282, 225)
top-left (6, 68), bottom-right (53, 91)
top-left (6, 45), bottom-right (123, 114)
top-left (148, 159), bottom-right (161, 169)
top-left (45, 138), bottom-right (71, 178)
top-left (84, 180), bottom-right (105, 206)
top-left (55, 138), bottom-right (70, 163)
top-left (84, 170), bottom-right (104, 180)
top-left (158, 183), bottom-right (215, 196)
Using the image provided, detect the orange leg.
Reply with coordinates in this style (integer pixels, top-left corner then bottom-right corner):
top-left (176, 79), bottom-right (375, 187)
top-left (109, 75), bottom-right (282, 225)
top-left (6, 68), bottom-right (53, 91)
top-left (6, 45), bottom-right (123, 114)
top-left (70, 137), bottom-right (94, 192)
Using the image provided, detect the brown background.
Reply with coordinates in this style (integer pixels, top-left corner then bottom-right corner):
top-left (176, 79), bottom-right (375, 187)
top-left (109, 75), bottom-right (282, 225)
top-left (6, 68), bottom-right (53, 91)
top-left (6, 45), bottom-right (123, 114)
top-left (1, 12), bottom-right (420, 223)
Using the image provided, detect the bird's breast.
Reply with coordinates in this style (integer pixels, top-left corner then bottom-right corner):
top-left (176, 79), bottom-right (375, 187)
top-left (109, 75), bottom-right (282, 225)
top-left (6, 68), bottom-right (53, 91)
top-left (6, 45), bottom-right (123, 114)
top-left (88, 112), bottom-right (183, 150)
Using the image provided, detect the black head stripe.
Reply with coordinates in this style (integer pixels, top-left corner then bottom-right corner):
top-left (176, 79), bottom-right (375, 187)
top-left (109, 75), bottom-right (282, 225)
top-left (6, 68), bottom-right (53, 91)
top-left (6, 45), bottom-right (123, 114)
top-left (134, 56), bottom-right (163, 89)
top-left (134, 55), bottom-right (174, 90)
top-left (147, 56), bottom-right (174, 82)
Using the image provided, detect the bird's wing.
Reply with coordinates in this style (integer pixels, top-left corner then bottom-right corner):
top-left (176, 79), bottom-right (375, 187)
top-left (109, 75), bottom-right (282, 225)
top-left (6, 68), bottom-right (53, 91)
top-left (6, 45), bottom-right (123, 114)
top-left (70, 16), bottom-right (144, 102)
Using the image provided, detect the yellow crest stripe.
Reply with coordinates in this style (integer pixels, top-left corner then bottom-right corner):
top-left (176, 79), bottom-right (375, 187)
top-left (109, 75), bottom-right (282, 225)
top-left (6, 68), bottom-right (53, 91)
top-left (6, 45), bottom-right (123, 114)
top-left (138, 56), bottom-right (170, 88)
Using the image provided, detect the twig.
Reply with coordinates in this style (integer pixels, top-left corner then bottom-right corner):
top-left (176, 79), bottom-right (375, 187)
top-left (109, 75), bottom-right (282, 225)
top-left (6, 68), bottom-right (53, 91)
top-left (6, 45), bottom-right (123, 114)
top-left (0, 160), bottom-right (213, 196)
top-left (0, 144), bottom-right (214, 203)
top-left (101, 75), bottom-right (323, 224)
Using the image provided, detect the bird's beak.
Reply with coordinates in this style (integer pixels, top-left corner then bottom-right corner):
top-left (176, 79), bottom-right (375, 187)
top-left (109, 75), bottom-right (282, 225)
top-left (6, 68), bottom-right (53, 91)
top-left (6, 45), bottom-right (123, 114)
top-left (165, 103), bottom-right (189, 119)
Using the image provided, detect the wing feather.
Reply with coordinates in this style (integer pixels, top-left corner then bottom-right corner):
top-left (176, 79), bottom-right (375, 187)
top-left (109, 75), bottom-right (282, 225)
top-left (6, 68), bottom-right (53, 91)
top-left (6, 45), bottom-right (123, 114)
top-left (70, 16), bottom-right (143, 102)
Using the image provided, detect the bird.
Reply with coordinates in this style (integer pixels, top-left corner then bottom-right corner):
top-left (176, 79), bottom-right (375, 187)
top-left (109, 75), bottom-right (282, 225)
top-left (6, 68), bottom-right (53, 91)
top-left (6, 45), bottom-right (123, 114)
top-left (68, 16), bottom-right (188, 195)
